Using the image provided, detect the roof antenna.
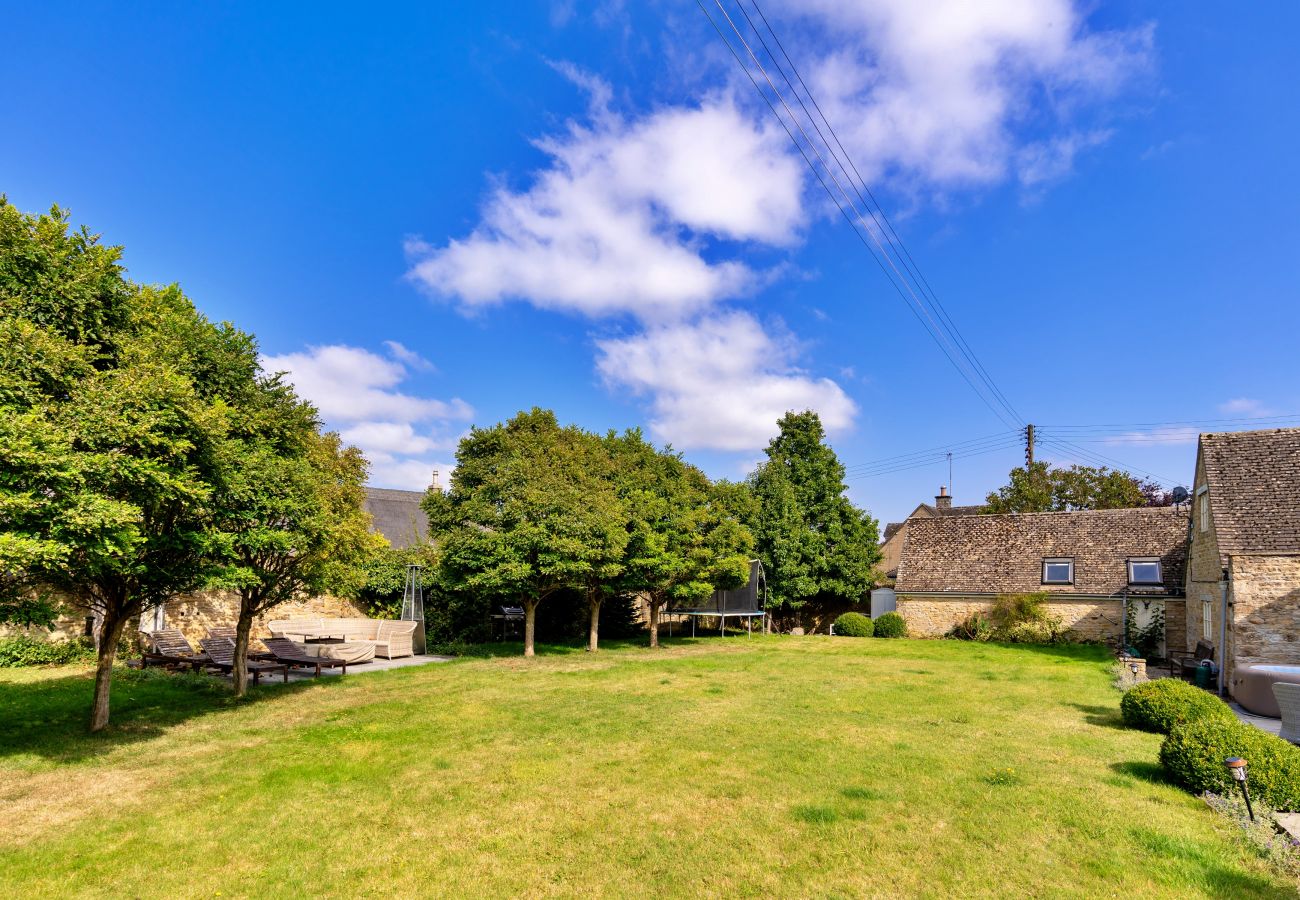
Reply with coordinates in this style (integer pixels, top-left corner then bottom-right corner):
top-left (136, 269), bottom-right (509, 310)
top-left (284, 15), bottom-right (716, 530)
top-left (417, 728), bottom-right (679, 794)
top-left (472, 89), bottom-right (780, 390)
top-left (947, 451), bottom-right (953, 499)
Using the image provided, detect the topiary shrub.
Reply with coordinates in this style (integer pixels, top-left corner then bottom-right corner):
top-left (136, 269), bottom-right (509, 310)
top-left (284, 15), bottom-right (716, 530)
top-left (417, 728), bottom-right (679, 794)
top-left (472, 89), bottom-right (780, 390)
top-left (872, 612), bottom-right (907, 638)
top-left (833, 612), bottom-right (873, 637)
top-left (1160, 718), bottom-right (1300, 811)
top-left (1121, 679), bottom-right (1235, 734)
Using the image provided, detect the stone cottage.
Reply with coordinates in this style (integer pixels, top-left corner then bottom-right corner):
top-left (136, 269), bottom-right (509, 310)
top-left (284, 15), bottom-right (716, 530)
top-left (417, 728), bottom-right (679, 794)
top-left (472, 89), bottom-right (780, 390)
top-left (894, 505), bottom-right (1189, 646)
top-left (878, 486), bottom-right (985, 583)
top-left (1185, 427), bottom-right (1300, 692)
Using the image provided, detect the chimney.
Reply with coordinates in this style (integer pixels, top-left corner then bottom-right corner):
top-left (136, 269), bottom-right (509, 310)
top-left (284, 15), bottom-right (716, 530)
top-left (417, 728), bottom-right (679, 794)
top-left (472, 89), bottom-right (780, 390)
top-left (430, 469), bottom-right (441, 492)
top-left (935, 485), bottom-right (952, 511)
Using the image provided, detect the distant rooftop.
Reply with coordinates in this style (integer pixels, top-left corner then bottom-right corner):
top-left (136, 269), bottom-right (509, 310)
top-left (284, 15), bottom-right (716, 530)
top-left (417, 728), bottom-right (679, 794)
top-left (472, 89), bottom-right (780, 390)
top-left (363, 487), bottom-right (430, 549)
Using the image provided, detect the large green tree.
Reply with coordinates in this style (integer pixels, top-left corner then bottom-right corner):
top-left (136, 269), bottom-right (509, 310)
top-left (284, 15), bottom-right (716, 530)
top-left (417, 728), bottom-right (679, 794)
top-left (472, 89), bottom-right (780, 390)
top-left (984, 462), bottom-right (1164, 513)
top-left (0, 201), bottom-right (254, 730)
top-left (748, 411), bottom-right (880, 623)
top-left (211, 405), bottom-right (380, 696)
top-left (426, 409), bottom-right (626, 657)
top-left (609, 430), bottom-right (753, 649)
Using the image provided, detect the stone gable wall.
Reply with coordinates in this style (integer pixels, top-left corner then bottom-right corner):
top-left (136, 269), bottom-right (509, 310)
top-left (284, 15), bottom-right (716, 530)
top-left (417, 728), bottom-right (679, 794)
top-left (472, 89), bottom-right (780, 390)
top-left (1229, 555), bottom-right (1300, 685)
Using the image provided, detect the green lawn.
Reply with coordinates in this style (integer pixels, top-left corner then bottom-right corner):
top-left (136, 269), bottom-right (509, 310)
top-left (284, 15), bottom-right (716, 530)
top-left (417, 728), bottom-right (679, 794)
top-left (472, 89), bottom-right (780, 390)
top-left (0, 637), bottom-right (1292, 897)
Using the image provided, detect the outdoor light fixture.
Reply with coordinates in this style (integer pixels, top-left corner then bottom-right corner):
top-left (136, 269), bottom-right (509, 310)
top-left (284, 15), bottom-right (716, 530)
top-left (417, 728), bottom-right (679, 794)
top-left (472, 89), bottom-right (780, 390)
top-left (1129, 662), bottom-right (1140, 677)
top-left (1225, 757), bottom-right (1254, 821)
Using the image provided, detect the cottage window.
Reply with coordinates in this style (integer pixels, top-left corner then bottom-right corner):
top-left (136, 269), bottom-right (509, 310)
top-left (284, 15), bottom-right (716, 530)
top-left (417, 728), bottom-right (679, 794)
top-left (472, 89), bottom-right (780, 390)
top-left (1199, 492), bottom-right (1209, 532)
top-left (1202, 600), bottom-right (1213, 640)
top-left (1127, 558), bottom-right (1163, 585)
top-left (1042, 558), bottom-right (1074, 584)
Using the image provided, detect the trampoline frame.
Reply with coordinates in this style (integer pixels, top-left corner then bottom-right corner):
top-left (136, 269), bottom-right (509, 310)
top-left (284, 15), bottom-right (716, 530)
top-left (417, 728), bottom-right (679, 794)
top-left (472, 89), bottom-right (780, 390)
top-left (666, 560), bottom-right (767, 637)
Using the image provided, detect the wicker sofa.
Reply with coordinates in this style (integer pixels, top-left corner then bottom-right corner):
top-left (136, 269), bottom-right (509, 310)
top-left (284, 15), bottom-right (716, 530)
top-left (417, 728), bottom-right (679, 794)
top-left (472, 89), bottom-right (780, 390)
top-left (265, 617), bottom-right (419, 659)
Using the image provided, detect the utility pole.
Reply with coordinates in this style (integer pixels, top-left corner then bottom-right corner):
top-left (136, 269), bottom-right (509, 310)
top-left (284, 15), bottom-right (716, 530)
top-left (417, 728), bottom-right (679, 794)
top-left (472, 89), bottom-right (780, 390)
top-left (1025, 424), bottom-right (1035, 468)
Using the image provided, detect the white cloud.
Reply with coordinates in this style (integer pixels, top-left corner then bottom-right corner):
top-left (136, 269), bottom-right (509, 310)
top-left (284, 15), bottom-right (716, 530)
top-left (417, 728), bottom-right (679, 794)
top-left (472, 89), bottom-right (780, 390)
top-left (405, 82), bottom-right (804, 322)
top-left (595, 311), bottom-right (856, 451)
top-left (1102, 427), bottom-right (1198, 447)
top-left (1219, 398), bottom-right (1275, 418)
top-left (260, 343), bottom-right (472, 492)
top-left (1017, 129), bottom-right (1113, 187)
top-left (383, 340), bottom-right (435, 372)
top-left (260, 345), bottom-right (471, 423)
top-left (784, 0), bottom-right (1153, 190)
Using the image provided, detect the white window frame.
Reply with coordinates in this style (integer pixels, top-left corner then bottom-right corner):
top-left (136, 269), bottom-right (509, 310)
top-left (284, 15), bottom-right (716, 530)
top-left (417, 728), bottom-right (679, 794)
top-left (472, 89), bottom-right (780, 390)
top-left (1042, 558), bottom-right (1074, 585)
top-left (1202, 600), bottom-right (1213, 640)
top-left (1127, 558), bottom-right (1163, 586)
top-left (1198, 487), bottom-right (1210, 533)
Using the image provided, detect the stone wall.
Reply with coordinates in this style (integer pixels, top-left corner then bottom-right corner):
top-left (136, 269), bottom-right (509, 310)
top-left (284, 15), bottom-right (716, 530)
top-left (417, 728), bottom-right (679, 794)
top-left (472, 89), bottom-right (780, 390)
top-left (2, 590), bottom-right (370, 648)
top-left (1229, 554), bottom-right (1300, 683)
top-left (895, 594), bottom-right (1124, 644)
top-left (1164, 599), bottom-right (1187, 655)
top-left (1184, 455), bottom-right (1224, 655)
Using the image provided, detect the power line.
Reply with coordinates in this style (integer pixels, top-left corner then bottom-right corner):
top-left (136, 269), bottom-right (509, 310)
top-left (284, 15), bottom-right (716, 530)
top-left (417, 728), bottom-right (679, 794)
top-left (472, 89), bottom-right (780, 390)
top-left (846, 438), bottom-right (1023, 480)
top-left (697, 0), bottom-right (1024, 430)
top-left (843, 430), bottom-right (1019, 472)
top-left (744, 0), bottom-right (1024, 428)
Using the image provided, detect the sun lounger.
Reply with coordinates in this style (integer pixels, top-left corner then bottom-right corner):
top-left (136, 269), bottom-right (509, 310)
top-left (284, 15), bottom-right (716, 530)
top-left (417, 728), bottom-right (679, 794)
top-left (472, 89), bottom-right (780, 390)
top-left (262, 638), bottom-right (350, 677)
top-left (139, 629), bottom-right (210, 671)
top-left (199, 638), bottom-right (288, 685)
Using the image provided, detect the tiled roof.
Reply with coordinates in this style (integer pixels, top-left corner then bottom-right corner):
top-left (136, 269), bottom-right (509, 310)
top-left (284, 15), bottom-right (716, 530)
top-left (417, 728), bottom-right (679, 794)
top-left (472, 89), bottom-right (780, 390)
top-left (1202, 427), bottom-right (1300, 557)
top-left (896, 506), bottom-right (1188, 595)
top-left (883, 522), bottom-right (904, 542)
top-left (917, 503), bottom-right (987, 518)
top-left (363, 487), bottom-right (430, 549)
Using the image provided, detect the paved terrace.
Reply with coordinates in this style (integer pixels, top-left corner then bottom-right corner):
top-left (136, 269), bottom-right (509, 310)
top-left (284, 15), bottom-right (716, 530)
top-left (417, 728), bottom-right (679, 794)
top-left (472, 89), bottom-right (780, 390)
top-left (217, 653), bottom-right (454, 686)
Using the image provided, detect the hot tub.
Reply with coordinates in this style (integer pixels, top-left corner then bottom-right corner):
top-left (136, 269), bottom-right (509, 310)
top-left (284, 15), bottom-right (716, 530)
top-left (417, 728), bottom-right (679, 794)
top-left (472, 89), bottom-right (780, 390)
top-left (1231, 664), bottom-right (1300, 717)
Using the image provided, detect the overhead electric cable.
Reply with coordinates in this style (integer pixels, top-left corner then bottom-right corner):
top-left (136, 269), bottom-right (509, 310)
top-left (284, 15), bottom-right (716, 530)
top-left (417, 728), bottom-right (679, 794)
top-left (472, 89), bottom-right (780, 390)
top-left (697, 0), bottom-right (1024, 430)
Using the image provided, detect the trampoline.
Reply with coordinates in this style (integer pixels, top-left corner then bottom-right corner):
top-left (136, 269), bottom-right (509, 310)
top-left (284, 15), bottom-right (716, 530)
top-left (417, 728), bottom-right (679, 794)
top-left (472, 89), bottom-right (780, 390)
top-left (668, 560), bottom-right (767, 637)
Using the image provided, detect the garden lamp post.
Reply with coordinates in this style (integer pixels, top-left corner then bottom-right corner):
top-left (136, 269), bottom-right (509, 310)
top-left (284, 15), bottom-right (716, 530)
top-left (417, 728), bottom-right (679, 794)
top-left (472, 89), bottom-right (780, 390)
top-left (1224, 757), bottom-right (1254, 821)
top-left (1129, 662), bottom-right (1139, 679)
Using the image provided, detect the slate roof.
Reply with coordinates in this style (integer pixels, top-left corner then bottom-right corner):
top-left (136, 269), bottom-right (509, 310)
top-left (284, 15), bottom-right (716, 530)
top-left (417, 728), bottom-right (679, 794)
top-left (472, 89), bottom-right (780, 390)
top-left (1202, 427), bottom-right (1300, 558)
top-left (362, 487), bottom-right (430, 549)
top-left (896, 505), bottom-right (1189, 596)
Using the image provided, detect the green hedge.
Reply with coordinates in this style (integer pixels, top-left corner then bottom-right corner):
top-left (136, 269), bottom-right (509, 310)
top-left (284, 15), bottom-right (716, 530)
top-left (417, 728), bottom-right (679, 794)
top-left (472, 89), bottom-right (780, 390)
top-left (0, 635), bottom-right (97, 668)
top-left (872, 612), bottom-right (907, 638)
top-left (833, 612), bottom-right (873, 637)
top-left (1120, 678), bottom-right (1235, 734)
top-left (1160, 718), bottom-right (1300, 811)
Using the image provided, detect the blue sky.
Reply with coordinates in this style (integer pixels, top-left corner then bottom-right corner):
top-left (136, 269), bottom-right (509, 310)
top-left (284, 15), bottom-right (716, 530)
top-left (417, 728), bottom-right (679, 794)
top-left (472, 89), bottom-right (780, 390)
top-left (4, 1), bottom-right (1297, 525)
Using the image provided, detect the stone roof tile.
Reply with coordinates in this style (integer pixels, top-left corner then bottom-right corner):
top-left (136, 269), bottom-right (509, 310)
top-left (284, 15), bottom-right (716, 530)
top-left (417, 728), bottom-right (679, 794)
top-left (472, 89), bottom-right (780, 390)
top-left (1201, 428), bottom-right (1300, 558)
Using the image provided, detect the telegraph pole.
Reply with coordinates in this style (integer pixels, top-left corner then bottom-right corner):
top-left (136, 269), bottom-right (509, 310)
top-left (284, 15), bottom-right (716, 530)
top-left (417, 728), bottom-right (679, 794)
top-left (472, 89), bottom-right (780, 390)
top-left (1025, 424), bottom-right (1035, 468)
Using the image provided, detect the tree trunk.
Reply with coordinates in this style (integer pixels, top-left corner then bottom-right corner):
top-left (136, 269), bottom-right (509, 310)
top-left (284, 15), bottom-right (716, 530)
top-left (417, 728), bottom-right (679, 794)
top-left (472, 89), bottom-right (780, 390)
top-left (89, 609), bottom-right (127, 733)
top-left (587, 595), bottom-right (601, 653)
top-left (232, 599), bottom-right (255, 698)
top-left (648, 599), bottom-right (661, 649)
top-left (523, 599), bottom-right (537, 658)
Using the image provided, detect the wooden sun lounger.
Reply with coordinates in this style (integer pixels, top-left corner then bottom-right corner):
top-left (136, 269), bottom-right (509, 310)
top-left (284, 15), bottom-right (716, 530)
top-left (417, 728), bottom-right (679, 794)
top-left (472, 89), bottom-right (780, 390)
top-left (199, 638), bottom-right (289, 685)
top-left (139, 629), bottom-right (211, 671)
top-left (262, 638), bottom-right (350, 677)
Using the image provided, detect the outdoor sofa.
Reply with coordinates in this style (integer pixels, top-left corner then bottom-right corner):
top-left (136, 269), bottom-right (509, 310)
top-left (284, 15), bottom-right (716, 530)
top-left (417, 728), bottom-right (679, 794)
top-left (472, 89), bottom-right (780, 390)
top-left (265, 617), bottom-right (418, 659)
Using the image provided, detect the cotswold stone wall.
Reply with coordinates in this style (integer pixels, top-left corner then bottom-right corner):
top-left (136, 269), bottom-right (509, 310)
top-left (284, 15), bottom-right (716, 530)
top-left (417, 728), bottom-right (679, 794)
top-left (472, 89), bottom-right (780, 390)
top-left (896, 594), bottom-right (1125, 644)
top-left (1164, 599), bottom-right (1187, 655)
top-left (2, 590), bottom-right (369, 648)
top-left (157, 591), bottom-right (370, 646)
top-left (1229, 555), bottom-right (1300, 683)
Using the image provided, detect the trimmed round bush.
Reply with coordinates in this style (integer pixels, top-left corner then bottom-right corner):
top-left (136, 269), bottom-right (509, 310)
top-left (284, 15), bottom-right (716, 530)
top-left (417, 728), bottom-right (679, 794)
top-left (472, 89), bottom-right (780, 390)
top-left (1160, 717), bottom-right (1300, 811)
top-left (1120, 678), bottom-right (1235, 734)
top-left (833, 612), bottom-right (873, 637)
top-left (872, 612), bottom-right (907, 638)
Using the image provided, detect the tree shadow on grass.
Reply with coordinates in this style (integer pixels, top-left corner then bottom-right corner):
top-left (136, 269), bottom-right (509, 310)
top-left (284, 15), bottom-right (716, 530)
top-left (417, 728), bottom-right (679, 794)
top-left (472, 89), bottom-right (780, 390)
top-left (445, 637), bottom-right (709, 659)
top-left (1068, 702), bottom-right (1127, 729)
top-left (1110, 760), bottom-right (1173, 785)
top-left (0, 666), bottom-right (321, 765)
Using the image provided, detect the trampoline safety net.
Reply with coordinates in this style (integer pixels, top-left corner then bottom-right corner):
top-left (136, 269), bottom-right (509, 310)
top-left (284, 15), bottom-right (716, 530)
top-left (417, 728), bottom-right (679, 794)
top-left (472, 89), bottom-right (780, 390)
top-left (671, 560), bottom-right (766, 616)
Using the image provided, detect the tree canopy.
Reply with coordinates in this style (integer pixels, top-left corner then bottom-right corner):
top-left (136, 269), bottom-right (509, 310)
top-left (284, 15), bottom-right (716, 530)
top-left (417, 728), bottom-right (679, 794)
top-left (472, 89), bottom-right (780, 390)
top-left (747, 411), bottom-right (880, 619)
top-left (984, 462), bottom-right (1169, 513)
top-left (427, 409), bottom-right (627, 657)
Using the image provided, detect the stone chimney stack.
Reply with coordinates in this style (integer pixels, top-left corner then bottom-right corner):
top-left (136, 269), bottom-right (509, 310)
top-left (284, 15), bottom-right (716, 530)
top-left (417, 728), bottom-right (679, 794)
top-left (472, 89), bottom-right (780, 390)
top-left (430, 469), bottom-right (441, 492)
top-left (935, 485), bottom-right (952, 510)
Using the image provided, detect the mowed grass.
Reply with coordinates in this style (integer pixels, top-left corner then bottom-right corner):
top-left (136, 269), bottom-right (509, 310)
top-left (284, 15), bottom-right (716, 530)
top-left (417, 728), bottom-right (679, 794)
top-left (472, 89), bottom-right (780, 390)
top-left (0, 637), bottom-right (1293, 898)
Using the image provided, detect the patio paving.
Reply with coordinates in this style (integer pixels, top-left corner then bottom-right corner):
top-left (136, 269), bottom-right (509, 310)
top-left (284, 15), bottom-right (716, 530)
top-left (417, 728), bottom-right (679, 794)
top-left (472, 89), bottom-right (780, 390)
top-left (216, 653), bottom-right (454, 686)
top-left (1230, 700), bottom-right (1282, 736)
